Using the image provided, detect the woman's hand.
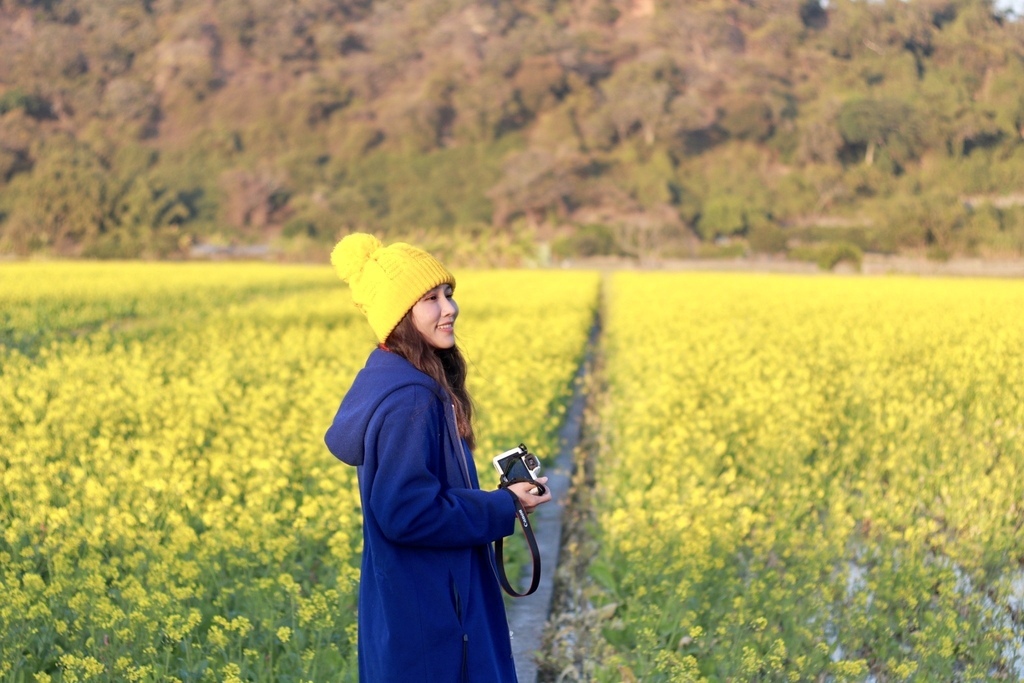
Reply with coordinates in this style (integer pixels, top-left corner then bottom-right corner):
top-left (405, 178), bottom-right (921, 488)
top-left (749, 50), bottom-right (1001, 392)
top-left (506, 477), bottom-right (552, 514)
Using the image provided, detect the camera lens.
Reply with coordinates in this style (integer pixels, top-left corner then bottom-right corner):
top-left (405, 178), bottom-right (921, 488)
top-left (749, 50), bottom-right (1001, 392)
top-left (524, 455), bottom-right (538, 469)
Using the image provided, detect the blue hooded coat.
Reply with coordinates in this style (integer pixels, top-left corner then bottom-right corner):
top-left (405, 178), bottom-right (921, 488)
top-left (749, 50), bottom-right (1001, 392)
top-left (325, 348), bottom-right (520, 682)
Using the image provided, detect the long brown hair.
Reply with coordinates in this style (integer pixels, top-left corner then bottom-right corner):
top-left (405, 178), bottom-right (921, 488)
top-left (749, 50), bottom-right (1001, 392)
top-left (385, 313), bottom-right (475, 450)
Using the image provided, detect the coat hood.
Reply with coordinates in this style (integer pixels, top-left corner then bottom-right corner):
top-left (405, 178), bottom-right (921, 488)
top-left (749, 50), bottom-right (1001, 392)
top-left (324, 347), bottom-right (447, 466)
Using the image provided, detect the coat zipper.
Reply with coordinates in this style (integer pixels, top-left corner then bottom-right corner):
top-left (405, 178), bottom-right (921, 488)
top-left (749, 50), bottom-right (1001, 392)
top-left (451, 402), bottom-right (472, 486)
top-left (452, 575), bottom-right (469, 683)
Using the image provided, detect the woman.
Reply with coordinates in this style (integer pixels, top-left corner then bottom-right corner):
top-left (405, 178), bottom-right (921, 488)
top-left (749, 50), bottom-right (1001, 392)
top-left (324, 233), bottom-right (551, 682)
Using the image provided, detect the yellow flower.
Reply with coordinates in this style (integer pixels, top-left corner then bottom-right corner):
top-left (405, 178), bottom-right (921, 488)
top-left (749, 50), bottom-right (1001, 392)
top-left (6, 263), bottom-right (601, 679)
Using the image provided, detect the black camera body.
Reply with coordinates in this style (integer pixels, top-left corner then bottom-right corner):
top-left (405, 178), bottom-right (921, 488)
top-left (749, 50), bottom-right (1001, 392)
top-left (492, 443), bottom-right (544, 495)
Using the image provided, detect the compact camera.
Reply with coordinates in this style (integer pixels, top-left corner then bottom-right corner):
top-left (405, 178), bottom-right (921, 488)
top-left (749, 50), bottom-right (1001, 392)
top-left (492, 443), bottom-right (545, 496)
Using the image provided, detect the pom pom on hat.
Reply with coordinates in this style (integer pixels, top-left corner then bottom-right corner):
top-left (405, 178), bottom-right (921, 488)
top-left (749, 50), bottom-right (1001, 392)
top-left (331, 233), bottom-right (382, 282)
top-left (330, 232), bottom-right (455, 342)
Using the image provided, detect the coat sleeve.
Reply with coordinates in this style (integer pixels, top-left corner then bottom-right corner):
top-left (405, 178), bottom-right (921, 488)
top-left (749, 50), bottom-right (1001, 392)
top-left (367, 385), bottom-right (518, 548)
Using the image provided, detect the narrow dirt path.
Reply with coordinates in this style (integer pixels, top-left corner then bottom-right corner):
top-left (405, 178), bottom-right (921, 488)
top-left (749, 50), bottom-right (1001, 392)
top-left (534, 317), bottom-right (613, 683)
top-left (506, 305), bottom-right (601, 682)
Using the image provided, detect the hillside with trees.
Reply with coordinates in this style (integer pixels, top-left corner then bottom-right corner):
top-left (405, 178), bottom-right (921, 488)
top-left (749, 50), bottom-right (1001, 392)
top-left (2, 0), bottom-right (1024, 264)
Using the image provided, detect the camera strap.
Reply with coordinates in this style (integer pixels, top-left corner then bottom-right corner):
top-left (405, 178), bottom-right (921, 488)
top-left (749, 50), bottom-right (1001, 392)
top-left (495, 482), bottom-right (542, 598)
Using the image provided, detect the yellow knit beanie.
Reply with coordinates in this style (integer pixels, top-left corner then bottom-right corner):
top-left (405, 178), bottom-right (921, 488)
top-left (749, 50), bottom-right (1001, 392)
top-left (331, 233), bottom-right (455, 342)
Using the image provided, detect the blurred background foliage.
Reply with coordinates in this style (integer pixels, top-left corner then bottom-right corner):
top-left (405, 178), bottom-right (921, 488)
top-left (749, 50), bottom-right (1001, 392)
top-left (1, 0), bottom-right (1024, 263)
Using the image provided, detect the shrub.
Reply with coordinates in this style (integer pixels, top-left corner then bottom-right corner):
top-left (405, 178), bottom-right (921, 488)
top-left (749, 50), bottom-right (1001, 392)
top-left (747, 221), bottom-right (788, 254)
top-left (552, 223), bottom-right (623, 259)
top-left (282, 218), bottom-right (319, 240)
top-left (789, 241), bottom-right (863, 271)
top-left (696, 241), bottom-right (748, 259)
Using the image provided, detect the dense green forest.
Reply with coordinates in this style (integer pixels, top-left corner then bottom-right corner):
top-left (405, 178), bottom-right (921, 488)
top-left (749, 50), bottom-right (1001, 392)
top-left (1, 0), bottom-right (1024, 264)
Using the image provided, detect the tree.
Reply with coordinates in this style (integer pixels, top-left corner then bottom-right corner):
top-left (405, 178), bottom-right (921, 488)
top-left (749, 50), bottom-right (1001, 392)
top-left (719, 94), bottom-right (776, 142)
top-left (836, 98), bottom-right (923, 170)
top-left (698, 194), bottom-right (747, 240)
top-left (985, 57), bottom-right (1024, 141)
top-left (86, 175), bottom-right (194, 257)
top-left (0, 136), bottom-right (108, 254)
top-left (219, 167), bottom-right (290, 234)
top-left (0, 109), bottom-right (39, 183)
top-left (487, 149), bottom-right (585, 229)
top-left (3, 0), bottom-right (1024, 259)
top-left (589, 55), bottom-right (678, 146)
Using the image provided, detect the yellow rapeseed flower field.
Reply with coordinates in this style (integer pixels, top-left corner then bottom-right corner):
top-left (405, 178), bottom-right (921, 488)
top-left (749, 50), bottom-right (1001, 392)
top-left (0, 262), bottom-right (598, 682)
top-left (593, 272), bottom-right (1024, 682)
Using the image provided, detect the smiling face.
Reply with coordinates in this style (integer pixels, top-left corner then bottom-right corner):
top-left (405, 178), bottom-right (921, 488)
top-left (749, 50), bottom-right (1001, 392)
top-left (410, 283), bottom-right (458, 349)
